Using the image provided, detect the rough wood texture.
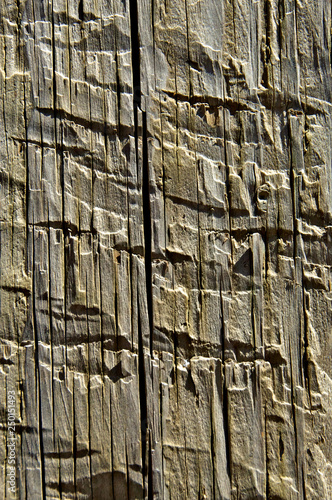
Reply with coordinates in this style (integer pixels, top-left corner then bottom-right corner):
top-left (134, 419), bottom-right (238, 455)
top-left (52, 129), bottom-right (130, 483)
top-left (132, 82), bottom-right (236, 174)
top-left (1, 0), bottom-right (332, 498)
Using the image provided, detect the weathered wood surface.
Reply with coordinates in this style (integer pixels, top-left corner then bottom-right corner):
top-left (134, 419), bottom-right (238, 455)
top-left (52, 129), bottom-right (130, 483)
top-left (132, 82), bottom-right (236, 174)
top-left (1, 0), bottom-right (332, 498)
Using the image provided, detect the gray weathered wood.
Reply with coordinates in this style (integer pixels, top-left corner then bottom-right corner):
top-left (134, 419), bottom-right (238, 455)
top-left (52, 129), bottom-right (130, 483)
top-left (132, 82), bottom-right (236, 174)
top-left (1, 0), bottom-right (332, 498)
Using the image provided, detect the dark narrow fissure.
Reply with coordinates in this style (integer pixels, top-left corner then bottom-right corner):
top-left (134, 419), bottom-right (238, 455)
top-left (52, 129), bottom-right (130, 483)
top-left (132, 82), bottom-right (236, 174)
top-left (51, 2), bottom-right (58, 153)
top-left (223, 375), bottom-right (231, 483)
top-left (261, 0), bottom-right (271, 88)
top-left (23, 67), bottom-right (30, 281)
top-left (15, 0), bottom-right (21, 29)
top-left (126, 449), bottom-right (130, 500)
top-left (151, 0), bottom-right (155, 49)
top-left (250, 248), bottom-right (257, 355)
top-left (2, 35), bottom-right (9, 165)
top-left (32, 228), bottom-right (46, 499)
top-left (109, 379), bottom-right (115, 500)
top-left (184, 0), bottom-right (193, 99)
top-left (220, 282), bottom-right (225, 365)
top-left (277, 0), bottom-right (284, 80)
top-left (288, 120), bottom-right (298, 263)
top-left (114, 283), bottom-right (119, 350)
top-left (223, 110), bottom-right (233, 265)
top-left (115, 51), bottom-right (122, 134)
top-left (158, 99), bottom-right (167, 251)
top-left (264, 407), bottom-right (269, 499)
top-left (198, 472), bottom-right (201, 500)
top-left (263, 228), bottom-right (269, 281)
top-left (72, 385), bottom-right (77, 499)
top-left (288, 344), bottom-right (299, 490)
top-left (52, 0), bottom-right (68, 367)
top-left (129, 252), bottom-right (135, 349)
top-left (133, 99), bottom-right (139, 177)
top-left (303, 113), bottom-right (310, 157)
top-left (196, 161), bottom-right (203, 344)
top-left (148, 433), bottom-right (153, 500)
top-left (302, 278), bottom-right (311, 402)
top-left (142, 112), bottom-right (153, 355)
top-left (302, 463), bottom-right (307, 500)
top-left (47, 217), bottom-right (56, 447)
top-left (173, 329), bottom-right (178, 398)
top-left (210, 405), bottom-right (216, 499)
top-left (98, 239), bottom-right (104, 377)
top-left (86, 283), bottom-right (93, 499)
top-left (137, 302), bottom-right (148, 495)
top-left (129, 0), bottom-right (141, 108)
top-left (279, 433), bottom-right (284, 459)
top-left (58, 441), bottom-right (63, 499)
top-left (222, 107), bottom-right (232, 484)
top-left (78, 0), bottom-right (84, 22)
top-left (129, 0), bottom-right (153, 355)
top-left (330, 2), bottom-right (332, 69)
top-left (129, 3), bottom-right (153, 495)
